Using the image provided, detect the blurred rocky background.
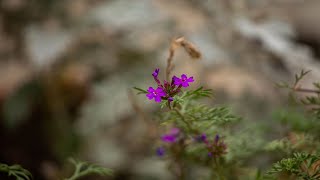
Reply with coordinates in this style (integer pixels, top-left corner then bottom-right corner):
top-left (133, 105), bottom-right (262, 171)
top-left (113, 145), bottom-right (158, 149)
top-left (1, 0), bottom-right (320, 179)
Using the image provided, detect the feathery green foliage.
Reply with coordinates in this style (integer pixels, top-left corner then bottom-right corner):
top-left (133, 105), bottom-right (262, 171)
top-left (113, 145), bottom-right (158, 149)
top-left (268, 152), bottom-right (320, 180)
top-left (180, 86), bottom-right (213, 100)
top-left (159, 86), bottom-right (212, 108)
top-left (266, 70), bottom-right (320, 179)
top-left (157, 87), bottom-right (238, 134)
top-left (276, 69), bottom-right (320, 119)
top-left (64, 158), bottom-right (112, 180)
top-left (0, 163), bottom-right (33, 180)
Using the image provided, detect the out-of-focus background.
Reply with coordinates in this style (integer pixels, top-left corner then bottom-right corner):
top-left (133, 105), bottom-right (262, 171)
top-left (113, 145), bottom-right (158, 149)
top-left (1, 0), bottom-right (320, 179)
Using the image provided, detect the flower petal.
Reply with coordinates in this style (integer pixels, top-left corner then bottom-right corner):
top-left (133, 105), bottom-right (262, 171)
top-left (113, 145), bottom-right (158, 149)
top-left (152, 68), bottom-right (160, 77)
top-left (146, 93), bottom-right (154, 100)
top-left (148, 87), bottom-right (155, 93)
top-left (181, 74), bottom-right (187, 79)
top-left (161, 135), bottom-right (176, 142)
top-left (169, 128), bottom-right (180, 135)
top-left (173, 76), bottom-right (181, 85)
top-left (156, 87), bottom-right (164, 92)
top-left (187, 76), bottom-right (194, 82)
top-left (182, 82), bottom-right (189, 87)
top-left (154, 96), bottom-right (162, 102)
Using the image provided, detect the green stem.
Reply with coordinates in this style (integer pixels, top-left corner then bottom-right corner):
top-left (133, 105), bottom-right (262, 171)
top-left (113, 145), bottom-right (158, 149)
top-left (177, 159), bottom-right (185, 180)
top-left (173, 108), bottom-right (197, 134)
top-left (65, 162), bottom-right (87, 180)
top-left (213, 158), bottom-right (224, 180)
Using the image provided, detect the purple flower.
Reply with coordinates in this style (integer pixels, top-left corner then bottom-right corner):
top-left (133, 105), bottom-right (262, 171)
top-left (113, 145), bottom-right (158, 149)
top-left (152, 68), bottom-right (161, 85)
top-left (214, 134), bottom-right (220, 144)
top-left (195, 133), bottom-right (207, 143)
top-left (156, 147), bottom-right (165, 157)
top-left (161, 128), bottom-right (180, 143)
top-left (146, 87), bottom-right (166, 102)
top-left (169, 128), bottom-right (180, 135)
top-left (196, 133), bottom-right (227, 158)
top-left (152, 68), bottom-right (160, 78)
top-left (208, 134), bottom-right (227, 158)
top-left (145, 69), bottom-right (194, 104)
top-left (200, 134), bottom-right (207, 141)
top-left (161, 135), bottom-right (177, 143)
top-left (173, 74), bottom-right (194, 87)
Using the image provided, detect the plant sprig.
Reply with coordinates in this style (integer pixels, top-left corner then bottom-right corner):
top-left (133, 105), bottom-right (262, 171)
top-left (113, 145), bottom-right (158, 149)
top-left (0, 163), bottom-right (33, 180)
top-left (64, 158), bottom-right (112, 180)
top-left (181, 87), bottom-right (212, 100)
top-left (276, 69), bottom-right (311, 89)
top-left (268, 152), bottom-right (320, 180)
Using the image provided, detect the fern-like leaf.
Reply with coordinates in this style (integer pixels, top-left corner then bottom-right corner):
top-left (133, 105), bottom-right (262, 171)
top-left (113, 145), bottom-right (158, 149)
top-left (64, 158), bottom-right (112, 180)
top-left (0, 163), bottom-right (33, 180)
top-left (268, 152), bottom-right (320, 180)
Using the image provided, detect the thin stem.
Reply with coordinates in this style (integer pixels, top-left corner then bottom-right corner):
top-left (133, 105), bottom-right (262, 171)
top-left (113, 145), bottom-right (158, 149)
top-left (213, 158), bottom-right (224, 180)
top-left (65, 162), bottom-right (90, 180)
top-left (168, 100), bottom-right (172, 110)
top-left (65, 163), bottom-right (81, 180)
top-left (171, 157), bottom-right (185, 180)
top-left (166, 43), bottom-right (175, 81)
top-left (165, 37), bottom-right (201, 81)
top-left (294, 87), bottom-right (320, 94)
top-left (173, 108), bottom-right (198, 134)
top-left (177, 158), bottom-right (185, 180)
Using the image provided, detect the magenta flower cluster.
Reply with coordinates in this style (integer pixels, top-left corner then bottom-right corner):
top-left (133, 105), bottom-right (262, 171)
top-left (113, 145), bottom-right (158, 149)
top-left (146, 68), bottom-right (194, 103)
top-left (156, 130), bottom-right (227, 158)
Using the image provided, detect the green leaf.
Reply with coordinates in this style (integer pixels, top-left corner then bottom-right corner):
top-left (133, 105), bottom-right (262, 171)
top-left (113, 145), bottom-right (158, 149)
top-left (182, 87), bottom-right (213, 100)
top-left (185, 105), bottom-right (240, 128)
top-left (133, 87), bottom-right (148, 95)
